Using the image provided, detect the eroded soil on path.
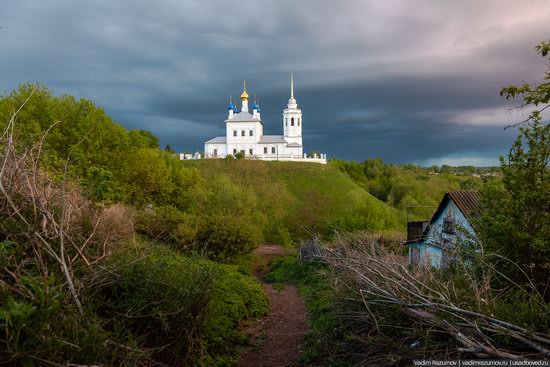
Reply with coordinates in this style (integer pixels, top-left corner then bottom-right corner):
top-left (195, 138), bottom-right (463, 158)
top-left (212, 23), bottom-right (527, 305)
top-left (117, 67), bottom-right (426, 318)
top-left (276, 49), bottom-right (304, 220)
top-left (237, 245), bottom-right (309, 367)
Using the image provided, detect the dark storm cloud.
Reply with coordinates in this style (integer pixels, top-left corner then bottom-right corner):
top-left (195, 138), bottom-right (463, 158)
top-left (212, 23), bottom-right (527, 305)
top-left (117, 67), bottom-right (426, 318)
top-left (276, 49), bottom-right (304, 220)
top-left (1, 0), bottom-right (549, 164)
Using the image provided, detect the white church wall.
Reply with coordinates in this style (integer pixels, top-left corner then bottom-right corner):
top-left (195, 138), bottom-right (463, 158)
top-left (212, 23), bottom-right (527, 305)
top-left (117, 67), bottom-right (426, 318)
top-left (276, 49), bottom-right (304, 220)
top-left (226, 121), bottom-right (263, 145)
top-left (204, 143), bottom-right (227, 157)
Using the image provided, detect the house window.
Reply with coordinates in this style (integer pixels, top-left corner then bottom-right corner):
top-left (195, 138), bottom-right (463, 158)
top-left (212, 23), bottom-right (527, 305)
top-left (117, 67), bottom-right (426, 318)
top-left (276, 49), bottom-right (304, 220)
top-left (291, 117), bottom-right (294, 126)
top-left (249, 148), bottom-right (253, 155)
top-left (443, 215), bottom-right (455, 234)
top-left (233, 148), bottom-right (237, 154)
top-left (264, 147), bottom-right (267, 154)
top-left (271, 147), bottom-right (276, 154)
top-left (213, 149), bottom-right (218, 156)
top-left (233, 130), bottom-right (237, 137)
top-left (249, 130), bottom-right (253, 136)
top-left (241, 130), bottom-right (245, 136)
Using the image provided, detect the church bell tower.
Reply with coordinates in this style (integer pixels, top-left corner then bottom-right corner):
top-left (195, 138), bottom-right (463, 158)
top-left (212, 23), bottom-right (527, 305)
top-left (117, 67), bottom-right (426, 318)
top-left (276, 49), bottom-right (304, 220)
top-left (283, 72), bottom-right (302, 146)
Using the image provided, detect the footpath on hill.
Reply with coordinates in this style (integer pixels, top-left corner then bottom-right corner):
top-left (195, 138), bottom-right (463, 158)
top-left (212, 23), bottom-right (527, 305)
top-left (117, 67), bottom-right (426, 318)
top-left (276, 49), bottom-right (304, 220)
top-left (238, 245), bottom-right (309, 367)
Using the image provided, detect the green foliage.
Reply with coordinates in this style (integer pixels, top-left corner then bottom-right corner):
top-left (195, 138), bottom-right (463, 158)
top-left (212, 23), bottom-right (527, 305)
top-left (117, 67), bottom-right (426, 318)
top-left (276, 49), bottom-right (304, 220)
top-left (477, 41), bottom-right (550, 290)
top-left (331, 158), bottom-right (484, 220)
top-left (183, 159), bottom-right (402, 242)
top-left (477, 115), bottom-right (550, 288)
top-left (94, 242), bottom-right (268, 366)
top-left (204, 262), bottom-right (268, 359)
top-left (0, 83), bottom-right (199, 208)
top-left (136, 172), bottom-right (266, 258)
top-left (0, 241), bottom-right (138, 366)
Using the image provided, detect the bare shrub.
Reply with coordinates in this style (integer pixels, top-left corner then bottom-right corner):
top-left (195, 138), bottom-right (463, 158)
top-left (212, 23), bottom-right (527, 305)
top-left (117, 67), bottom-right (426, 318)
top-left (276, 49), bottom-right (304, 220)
top-left (0, 95), bottom-right (132, 312)
top-left (318, 233), bottom-right (550, 364)
top-left (96, 203), bottom-right (135, 245)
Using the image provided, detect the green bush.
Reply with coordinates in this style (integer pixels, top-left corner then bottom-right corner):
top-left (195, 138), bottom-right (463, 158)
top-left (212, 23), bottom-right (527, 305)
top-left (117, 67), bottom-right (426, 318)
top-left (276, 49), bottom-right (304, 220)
top-left (93, 242), bottom-right (268, 366)
top-left (197, 213), bottom-right (263, 259)
top-left (204, 262), bottom-right (268, 358)
top-left (0, 241), bottom-right (140, 366)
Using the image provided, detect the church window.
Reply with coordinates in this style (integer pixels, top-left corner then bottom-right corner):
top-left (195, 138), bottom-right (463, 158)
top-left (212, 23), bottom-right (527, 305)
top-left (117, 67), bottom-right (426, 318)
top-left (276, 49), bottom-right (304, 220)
top-left (285, 118), bottom-right (288, 126)
top-left (249, 148), bottom-right (253, 155)
top-left (271, 147), bottom-right (276, 154)
top-left (291, 118), bottom-right (294, 126)
top-left (240, 150), bottom-right (245, 155)
top-left (233, 130), bottom-right (237, 137)
top-left (264, 147), bottom-right (267, 154)
top-left (249, 130), bottom-right (253, 136)
top-left (241, 130), bottom-right (245, 137)
top-left (213, 149), bottom-right (218, 156)
top-left (233, 149), bottom-right (237, 154)
top-left (298, 118), bottom-right (300, 126)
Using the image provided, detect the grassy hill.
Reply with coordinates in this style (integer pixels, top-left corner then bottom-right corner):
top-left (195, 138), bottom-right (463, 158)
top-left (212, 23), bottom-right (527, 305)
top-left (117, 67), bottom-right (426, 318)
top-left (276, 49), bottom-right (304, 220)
top-left (182, 159), bottom-right (404, 242)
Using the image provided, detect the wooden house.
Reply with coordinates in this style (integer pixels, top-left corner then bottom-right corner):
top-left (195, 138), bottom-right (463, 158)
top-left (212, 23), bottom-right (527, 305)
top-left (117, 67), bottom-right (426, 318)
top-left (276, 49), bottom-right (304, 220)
top-left (405, 190), bottom-right (481, 268)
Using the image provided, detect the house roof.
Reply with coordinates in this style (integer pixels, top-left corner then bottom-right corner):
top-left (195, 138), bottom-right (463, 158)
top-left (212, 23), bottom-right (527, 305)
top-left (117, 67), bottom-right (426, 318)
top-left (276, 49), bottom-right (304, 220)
top-left (258, 135), bottom-right (287, 144)
top-left (448, 190), bottom-right (481, 220)
top-left (204, 136), bottom-right (226, 144)
top-left (405, 190), bottom-right (481, 245)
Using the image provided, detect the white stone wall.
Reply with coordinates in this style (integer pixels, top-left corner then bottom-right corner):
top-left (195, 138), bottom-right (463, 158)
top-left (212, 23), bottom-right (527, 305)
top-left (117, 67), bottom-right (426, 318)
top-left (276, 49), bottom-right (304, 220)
top-left (283, 107), bottom-right (302, 147)
top-left (204, 143), bottom-right (227, 157)
top-left (226, 121), bottom-right (263, 145)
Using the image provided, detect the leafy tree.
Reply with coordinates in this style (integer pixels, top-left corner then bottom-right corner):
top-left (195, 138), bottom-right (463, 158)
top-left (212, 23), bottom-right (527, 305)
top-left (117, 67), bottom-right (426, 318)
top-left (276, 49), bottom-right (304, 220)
top-left (477, 41), bottom-right (550, 291)
top-left (128, 129), bottom-right (159, 148)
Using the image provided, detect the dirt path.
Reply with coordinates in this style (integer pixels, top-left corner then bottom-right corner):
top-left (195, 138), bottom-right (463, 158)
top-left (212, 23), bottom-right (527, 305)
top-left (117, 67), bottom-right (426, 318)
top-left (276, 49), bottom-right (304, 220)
top-left (238, 245), bottom-right (309, 367)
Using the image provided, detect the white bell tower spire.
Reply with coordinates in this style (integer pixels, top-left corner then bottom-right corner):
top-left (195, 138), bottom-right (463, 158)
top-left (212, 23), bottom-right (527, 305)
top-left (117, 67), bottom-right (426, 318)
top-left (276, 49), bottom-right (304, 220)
top-left (283, 72), bottom-right (303, 152)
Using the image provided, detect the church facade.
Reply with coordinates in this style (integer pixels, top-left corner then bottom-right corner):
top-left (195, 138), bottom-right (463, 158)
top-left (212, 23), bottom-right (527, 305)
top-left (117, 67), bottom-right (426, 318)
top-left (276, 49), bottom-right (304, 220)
top-left (204, 75), bottom-right (327, 164)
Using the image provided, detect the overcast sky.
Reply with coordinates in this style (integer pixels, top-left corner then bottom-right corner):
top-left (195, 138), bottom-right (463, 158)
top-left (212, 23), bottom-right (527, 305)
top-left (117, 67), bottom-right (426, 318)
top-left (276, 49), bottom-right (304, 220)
top-left (1, 1), bottom-right (550, 165)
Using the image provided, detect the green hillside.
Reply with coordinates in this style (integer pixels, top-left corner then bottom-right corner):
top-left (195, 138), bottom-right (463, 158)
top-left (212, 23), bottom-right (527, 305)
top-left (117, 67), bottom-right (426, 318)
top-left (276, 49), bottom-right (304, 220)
top-left (182, 159), bottom-right (404, 241)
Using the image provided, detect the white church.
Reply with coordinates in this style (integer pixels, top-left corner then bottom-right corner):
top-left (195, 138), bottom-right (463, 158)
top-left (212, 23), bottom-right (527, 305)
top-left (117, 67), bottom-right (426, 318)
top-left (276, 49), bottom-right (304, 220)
top-left (203, 74), bottom-right (327, 164)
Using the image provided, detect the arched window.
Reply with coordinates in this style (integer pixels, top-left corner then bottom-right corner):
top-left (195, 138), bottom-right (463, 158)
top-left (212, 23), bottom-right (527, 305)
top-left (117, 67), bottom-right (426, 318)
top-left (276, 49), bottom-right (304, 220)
top-left (264, 147), bottom-right (267, 154)
top-left (291, 117), bottom-right (294, 126)
top-left (271, 147), bottom-right (276, 154)
top-left (233, 148), bottom-right (237, 154)
top-left (233, 130), bottom-right (237, 137)
top-left (241, 130), bottom-right (245, 137)
top-left (249, 148), bottom-right (253, 155)
top-left (249, 130), bottom-right (253, 136)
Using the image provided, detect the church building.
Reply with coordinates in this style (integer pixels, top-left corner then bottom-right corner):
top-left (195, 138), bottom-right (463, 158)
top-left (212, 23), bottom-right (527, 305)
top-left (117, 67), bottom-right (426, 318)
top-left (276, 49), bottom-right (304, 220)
top-left (204, 74), bottom-right (326, 163)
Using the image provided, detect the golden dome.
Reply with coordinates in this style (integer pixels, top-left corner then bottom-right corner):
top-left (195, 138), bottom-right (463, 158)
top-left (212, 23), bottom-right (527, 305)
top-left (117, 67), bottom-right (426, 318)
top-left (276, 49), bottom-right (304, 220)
top-left (240, 80), bottom-right (249, 100)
